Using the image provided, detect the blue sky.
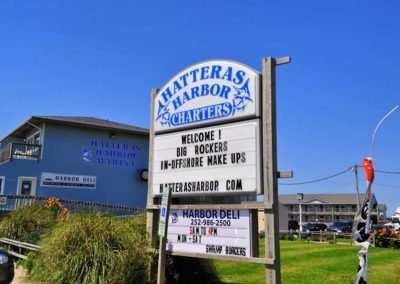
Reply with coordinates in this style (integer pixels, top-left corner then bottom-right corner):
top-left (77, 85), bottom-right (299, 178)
top-left (1, 1), bottom-right (399, 214)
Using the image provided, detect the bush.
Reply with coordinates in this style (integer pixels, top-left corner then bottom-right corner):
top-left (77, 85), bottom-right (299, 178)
top-left (285, 234), bottom-right (295, 241)
top-left (166, 256), bottom-right (220, 283)
top-left (0, 199), bottom-right (67, 243)
top-left (29, 213), bottom-right (151, 284)
top-left (16, 251), bottom-right (36, 273)
top-left (374, 228), bottom-right (400, 249)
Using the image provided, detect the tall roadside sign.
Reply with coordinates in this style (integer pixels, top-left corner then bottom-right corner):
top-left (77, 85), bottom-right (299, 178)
top-left (147, 57), bottom-right (291, 284)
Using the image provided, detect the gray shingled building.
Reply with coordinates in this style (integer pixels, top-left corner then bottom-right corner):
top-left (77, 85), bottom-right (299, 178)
top-left (279, 193), bottom-right (387, 226)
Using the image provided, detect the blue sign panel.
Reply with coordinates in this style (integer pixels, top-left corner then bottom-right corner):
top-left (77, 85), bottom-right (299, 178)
top-left (154, 60), bottom-right (261, 132)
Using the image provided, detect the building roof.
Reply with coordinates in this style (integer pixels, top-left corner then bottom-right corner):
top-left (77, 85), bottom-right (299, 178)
top-left (1, 116), bottom-right (149, 142)
top-left (279, 193), bottom-right (378, 206)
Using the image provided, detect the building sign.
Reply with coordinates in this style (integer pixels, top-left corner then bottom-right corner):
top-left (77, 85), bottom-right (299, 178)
top-left (154, 60), bottom-right (260, 133)
top-left (0, 196), bottom-right (7, 206)
top-left (40, 172), bottom-right (96, 189)
top-left (152, 120), bottom-right (261, 196)
top-left (167, 209), bottom-right (251, 257)
top-left (82, 139), bottom-right (142, 168)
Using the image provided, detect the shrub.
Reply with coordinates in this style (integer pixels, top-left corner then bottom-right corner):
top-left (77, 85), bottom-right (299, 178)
top-left (0, 199), bottom-right (67, 243)
top-left (166, 256), bottom-right (220, 283)
top-left (29, 213), bottom-right (151, 284)
top-left (374, 228), bottom-right (400, 249)
top-left (285, 234), bottom-right (295, 241)
top-left (16, 251), bottom-right (36, 273)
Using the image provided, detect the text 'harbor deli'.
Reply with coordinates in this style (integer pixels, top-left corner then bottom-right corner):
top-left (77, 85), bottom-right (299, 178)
top-left (167, 209), bottom-right (251, 257)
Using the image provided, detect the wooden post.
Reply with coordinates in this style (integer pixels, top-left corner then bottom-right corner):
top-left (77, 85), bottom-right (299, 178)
top-left (146, 88), bottom-right (159, 283)
top-left (251, 209), bottom-right (260, 257)
top-left (262, 57), bottom-right (281, 283)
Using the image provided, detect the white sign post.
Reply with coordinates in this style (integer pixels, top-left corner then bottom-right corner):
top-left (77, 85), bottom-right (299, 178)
top-left (157, 188), bottom-right (171, 284)
top-left (158, 188), bottom-right (171, 237)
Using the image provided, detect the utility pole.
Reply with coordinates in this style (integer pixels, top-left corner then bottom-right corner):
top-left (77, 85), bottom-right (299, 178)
top-left (352, 164), bottom-right (360, 211)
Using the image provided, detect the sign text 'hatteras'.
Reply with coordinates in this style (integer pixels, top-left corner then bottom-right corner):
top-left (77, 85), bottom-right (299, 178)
top-left (154, 60), bottom-right (260, 132)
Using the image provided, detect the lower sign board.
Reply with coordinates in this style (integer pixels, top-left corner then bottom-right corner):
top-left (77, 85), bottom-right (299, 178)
top-left (152, 119), bottom-right (261, 196)
top-left (166, 209), bottom-right (252, 257)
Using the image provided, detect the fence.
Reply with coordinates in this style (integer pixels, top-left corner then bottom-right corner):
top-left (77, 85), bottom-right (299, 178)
top-left (0, 194), bottom-right (144, 216)
top-left (0, 238), bottom-right (40, 259)
top-left (279, 230), bottom-right (353, 244)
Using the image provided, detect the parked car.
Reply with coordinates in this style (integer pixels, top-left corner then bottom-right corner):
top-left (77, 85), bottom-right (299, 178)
top-left (288, 220), bottom-right (299, 231)
top-left (327, 221), bottom-right (353, 233)
top-left (0, 249), bottom-right (14, 284)
top-left (302, 223), bottom-right (327, 233)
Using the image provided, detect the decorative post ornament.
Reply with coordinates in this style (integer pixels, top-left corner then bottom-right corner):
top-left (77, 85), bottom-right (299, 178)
top-left (352, 158), bottom-right (375, 284)
top-left (352, 105), bottom-right (398, 284)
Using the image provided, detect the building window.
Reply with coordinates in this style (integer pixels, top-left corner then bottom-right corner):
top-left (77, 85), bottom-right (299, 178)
top-left (26, 131), bottom-right (41, 145)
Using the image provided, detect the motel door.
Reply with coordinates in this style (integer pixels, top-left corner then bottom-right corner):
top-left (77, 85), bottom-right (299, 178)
top-left (0, 177), bottom-right (4, 194)
top-left (17, 177), bottom-right (36, 196)
top-left (16, 177), bottom-right (36, 207)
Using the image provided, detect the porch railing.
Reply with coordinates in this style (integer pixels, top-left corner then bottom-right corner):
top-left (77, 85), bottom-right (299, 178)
top-left (0, 143), bottom-right (42, 163)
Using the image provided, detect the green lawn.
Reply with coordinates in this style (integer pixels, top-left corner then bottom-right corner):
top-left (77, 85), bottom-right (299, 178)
top-left (212, 240), bottom-right (400, 283)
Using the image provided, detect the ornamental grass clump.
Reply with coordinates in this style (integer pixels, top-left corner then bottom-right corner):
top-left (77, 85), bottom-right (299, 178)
top-left (29, 213), bottom-right (151, 284)
top-left (0, 198), bottom-right (68, 243)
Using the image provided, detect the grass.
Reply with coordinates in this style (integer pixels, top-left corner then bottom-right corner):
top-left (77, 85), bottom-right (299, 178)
top-left (0, 202), bottom-right (64, 243)
top-left (29, 213), bottom-right (152, 284)
top-left (212, 240), bottom-right (400, 283)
